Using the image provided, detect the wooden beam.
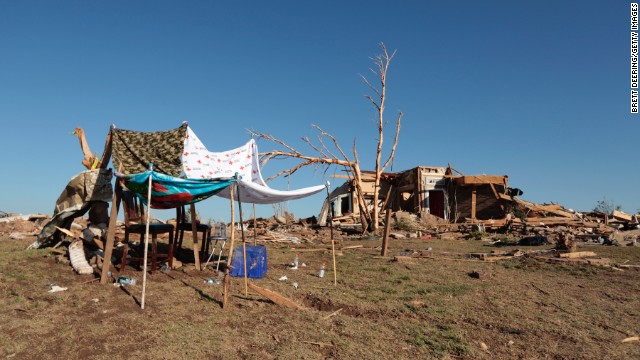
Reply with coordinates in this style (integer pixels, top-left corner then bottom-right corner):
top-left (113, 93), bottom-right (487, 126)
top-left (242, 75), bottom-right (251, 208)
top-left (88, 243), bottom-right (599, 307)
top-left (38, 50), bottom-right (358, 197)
top-left (248, 282), bottom-right (305, 310)
top-left (381, 210), bottom-right (391, 256)
top-left (489, 183), bottom-right (505, 211)
top-left (559, 251), bottom-right (597, 258)
top-left (453, 175), bottom-right (507, 186)
top-left (73, 127), bottom-right (95, 170)
top-left (190, 203), bottom-right (201, 271)
top-left (223, 184), bottom-right (236, 309)
top-left (471, 186), bottom-right (477, 221)
top-left (100, 181), bottom-right (122, 284)
top-left (98, 128), bottom-right (113, 169)
top-left (612, 210), bottom-right (633, 222)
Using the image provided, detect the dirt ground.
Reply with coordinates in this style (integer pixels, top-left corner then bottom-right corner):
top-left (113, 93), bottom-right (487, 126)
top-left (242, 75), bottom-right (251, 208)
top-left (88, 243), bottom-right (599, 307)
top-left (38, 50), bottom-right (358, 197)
top-left (1, 232), bottom-right (639, 359)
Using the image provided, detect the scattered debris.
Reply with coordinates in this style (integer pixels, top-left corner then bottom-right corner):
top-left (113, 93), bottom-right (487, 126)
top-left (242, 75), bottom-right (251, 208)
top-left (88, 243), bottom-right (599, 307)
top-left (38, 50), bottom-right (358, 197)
top-left (393, 255), bottom-right (415, 263)
top-left (48, 285), bottom-right (68, 293)
top-left (69, 240), bottom-right (94, 275)
top-left (469, 270), bottom-right (491, 280)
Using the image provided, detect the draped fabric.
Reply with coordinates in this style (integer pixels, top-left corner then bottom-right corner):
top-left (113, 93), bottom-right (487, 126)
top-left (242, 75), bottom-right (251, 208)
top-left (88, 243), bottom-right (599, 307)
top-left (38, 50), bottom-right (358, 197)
top-left (182, 126), bottom-right (325, 204)
top-left (30, 169), bottom-right (113, 249)
top-left (117, 170), bottom-right (234, 209)
top-left (112, 123), bottom-right (188, 177)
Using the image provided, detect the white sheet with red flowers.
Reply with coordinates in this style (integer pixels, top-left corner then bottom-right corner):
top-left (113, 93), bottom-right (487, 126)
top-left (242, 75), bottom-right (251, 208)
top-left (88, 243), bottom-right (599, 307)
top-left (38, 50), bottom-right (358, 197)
top-left (182, 127), bottom-right (325, 204)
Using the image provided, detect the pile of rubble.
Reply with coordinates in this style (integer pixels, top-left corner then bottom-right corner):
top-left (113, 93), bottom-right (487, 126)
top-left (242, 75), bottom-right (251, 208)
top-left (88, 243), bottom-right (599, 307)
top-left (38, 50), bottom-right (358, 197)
top-left (502, 199), bottom-right (639, 245)
top-left (0, 212), bottom-right (50, 240)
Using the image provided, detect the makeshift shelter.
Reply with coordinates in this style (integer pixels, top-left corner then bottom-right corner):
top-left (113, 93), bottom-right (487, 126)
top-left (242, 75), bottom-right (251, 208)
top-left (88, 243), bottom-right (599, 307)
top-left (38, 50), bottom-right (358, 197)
top-left (114, 167), bottom-right (235, 308)
top-left (95, 123), bottom-right (327, 308)
top-left (100, 123), bottom-right (213, 307)
top-left (34, 122), bottom-right (327, 308)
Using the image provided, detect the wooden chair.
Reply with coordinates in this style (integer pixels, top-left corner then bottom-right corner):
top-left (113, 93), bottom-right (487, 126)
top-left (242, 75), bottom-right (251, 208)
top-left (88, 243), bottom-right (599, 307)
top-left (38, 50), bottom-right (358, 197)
top-left (174, 205), bottom-right (211, 260)
top-left (119, 190), bottom-right (174, 273)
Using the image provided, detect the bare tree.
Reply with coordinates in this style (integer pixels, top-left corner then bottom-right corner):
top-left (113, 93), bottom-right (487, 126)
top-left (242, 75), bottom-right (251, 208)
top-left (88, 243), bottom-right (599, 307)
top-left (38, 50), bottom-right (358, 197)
top-left (360, 43), bottom-right (403, 231)
top-left (252, 43), bottom-right (402, 233)
top-left (251, 125), bottom-right (373, 230)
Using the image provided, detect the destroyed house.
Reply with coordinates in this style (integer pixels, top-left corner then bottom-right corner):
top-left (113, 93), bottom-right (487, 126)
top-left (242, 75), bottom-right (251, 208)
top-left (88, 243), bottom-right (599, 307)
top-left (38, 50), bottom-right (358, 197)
top-left (445, 174), bottom-right (510, 222)
top-left (319, 166), bottom-right (512, 225)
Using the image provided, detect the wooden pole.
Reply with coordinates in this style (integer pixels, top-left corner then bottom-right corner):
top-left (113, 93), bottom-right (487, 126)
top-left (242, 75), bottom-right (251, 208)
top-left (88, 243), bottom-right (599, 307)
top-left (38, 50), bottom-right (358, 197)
top-left (190, 203), bottom-right (201, 271)
top-left (223, 183), bottom-right (236, 309)
top-left (141, 165), bottom-right (154, 310)
top-left (237, 184), bottom-right (249, 297)
top-left (381, 209), bottom-right (391, 256)
top-left (253, 203), bottom-right (257, 246)
top-left (325, 182), bottom-right (337, 286)
top-left (471, 186), bottom-right (477, 221)
top-left (380, 185), bottom-right (394, 257)
top-left (100, 180), bottom-right (122, 284)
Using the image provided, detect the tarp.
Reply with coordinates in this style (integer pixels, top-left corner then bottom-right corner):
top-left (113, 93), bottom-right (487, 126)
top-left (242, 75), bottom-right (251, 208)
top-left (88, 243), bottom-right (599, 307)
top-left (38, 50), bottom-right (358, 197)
top-left (29, 169), bottom-right (113, 249)
top-left (112, 123), bottom-right (187, 177)
top-left (182, 127), bottom-right (325, 204)
top-left (117, 170), bottom-right (234, 209)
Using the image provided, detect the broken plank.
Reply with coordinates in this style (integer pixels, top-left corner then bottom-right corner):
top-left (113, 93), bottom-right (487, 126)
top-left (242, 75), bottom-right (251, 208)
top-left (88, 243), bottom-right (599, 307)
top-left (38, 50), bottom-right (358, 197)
top-left (247, 282), bottom-right (305, 310)
top-left (482, 256), bottom-right (515, 262)
top-left (453, 175), bottom-right (507, 186)
top-left (558, 251), bottom-right (597, 258)
top-left (303, 341), bottom-right (333, 347)
top-left (322, 308), bottom-right (343, 320)
top-left (612, 210), bottom-right (633, 222)
top-left (340, 245), bottom-right (364, 250)
top-left (532, 256), bottom-right (611, 266)
top-left (621, 336), bottom-right (640, 343)
top-left (393, 256), bottom-right (415, 263)
top-left (290, 248), bottom-right (329, 252)
top-left (55, 226), bottom-right (78, 238)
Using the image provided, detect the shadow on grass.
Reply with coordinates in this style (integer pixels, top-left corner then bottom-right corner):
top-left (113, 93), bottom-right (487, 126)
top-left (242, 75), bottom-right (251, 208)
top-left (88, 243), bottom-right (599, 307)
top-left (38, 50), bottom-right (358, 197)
top-left (162, 270), bottom-right (224, 308)
top-left (118, 283), bottom-right (141, 307)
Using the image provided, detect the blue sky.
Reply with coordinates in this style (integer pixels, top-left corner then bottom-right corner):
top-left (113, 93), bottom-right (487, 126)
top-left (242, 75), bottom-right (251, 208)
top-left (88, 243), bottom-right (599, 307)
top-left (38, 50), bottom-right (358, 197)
top-left (0, 1), bottom-right (637, 221)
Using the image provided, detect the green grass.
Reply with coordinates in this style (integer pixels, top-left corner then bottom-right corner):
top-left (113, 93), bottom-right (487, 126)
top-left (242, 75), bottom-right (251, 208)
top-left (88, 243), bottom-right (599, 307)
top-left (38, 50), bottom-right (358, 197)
top-left (411, 324), bottom-right (471, 357)
top-left (407, 284), bottom-right (471, 297)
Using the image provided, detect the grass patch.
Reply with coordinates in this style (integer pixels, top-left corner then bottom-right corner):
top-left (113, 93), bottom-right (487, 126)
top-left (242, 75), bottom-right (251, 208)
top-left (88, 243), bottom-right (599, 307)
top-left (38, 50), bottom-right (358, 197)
top-left (411, 324), bottom-right (471, 357)
top-left (433, 284), bottom-right (471, 297)
top-left (500, 260), bottom-right (528, 270)
top-left (408, 284), bottom-right (471, 297)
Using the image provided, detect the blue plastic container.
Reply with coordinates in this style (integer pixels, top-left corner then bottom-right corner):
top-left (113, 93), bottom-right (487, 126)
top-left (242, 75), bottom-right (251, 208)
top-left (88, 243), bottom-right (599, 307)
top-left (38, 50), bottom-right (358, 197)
top-left (229, 245), bottom-right (267, 279)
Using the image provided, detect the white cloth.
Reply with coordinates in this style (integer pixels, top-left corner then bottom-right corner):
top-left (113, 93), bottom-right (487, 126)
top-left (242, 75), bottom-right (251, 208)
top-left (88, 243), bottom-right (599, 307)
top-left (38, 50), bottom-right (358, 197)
top-left (182, 127), bottom-right (325, 204)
